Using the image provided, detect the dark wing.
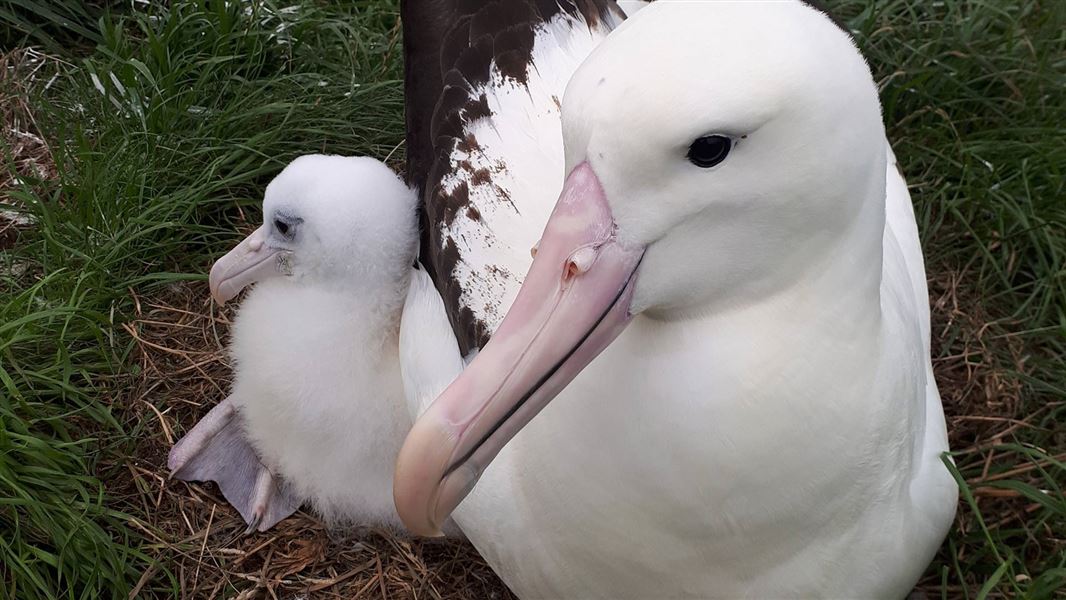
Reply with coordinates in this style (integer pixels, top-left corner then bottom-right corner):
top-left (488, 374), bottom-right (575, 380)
top-left (402, 0), bottom-right (625, 356)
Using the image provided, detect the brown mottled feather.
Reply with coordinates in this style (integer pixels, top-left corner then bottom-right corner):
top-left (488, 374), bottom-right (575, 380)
top-left (402, 0), bottom-right (623, 354)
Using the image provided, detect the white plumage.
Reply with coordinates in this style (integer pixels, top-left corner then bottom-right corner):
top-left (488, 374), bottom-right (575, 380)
top-left (395, 1), bottom-right (958, 598)
top-left (169, 155), bottom-right (418, 530)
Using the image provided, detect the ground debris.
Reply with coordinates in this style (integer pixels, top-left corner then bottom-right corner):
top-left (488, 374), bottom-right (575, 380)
top-left (109, 280), bottom-right (515, 599)
top-left (1, 47), bottom-right (61, 251)
top-left (1, 48), bottom-right (59, 197)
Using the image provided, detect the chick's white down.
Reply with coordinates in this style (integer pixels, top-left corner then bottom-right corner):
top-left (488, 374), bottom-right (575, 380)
top-left (230, 155), bottom-right (418, 526)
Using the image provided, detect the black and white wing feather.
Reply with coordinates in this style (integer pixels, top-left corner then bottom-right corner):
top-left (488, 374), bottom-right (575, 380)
top-left (402, 0), bottom-right (626, 356)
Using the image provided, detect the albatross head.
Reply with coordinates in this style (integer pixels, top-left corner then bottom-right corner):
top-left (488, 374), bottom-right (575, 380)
top-left (395, 1), bottom-right (889, 535)
top-left (209, 155), bottom-right (417, 304)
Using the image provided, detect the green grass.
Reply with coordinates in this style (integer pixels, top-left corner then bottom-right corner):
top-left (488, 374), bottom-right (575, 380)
top-left (0, 0), bottom-right (1063, 598)
top-left (0, 0), bottom-right (115, 52)
top-left (2, 1), bottom-right (403, 597)
top-left (839, 1), bottom-right (1066, 596)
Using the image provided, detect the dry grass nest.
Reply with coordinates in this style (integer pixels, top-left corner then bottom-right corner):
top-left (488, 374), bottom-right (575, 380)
top-left (102, 263), bottom-right (1063, 598)
top-left (112, 280), bottom-right (516, 599)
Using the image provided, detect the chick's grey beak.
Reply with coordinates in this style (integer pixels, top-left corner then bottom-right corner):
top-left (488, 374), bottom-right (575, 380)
top-left (209, 225), bottom-right (293, 304)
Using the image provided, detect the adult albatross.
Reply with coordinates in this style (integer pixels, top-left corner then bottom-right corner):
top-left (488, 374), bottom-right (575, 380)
top-left (396, 1), bottom-right (958, 597)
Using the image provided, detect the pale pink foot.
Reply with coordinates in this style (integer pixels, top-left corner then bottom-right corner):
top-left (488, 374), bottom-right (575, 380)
top-left (169, 396), bottom-right (300, 532)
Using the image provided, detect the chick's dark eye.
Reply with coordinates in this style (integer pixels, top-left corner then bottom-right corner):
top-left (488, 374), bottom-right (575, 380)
top-left (687, 135), bottom-right (732, 168)
top-left (274, 218), bottom-right (290, 236)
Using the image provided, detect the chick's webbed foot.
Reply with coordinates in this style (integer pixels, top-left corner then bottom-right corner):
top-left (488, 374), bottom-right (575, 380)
top-left (168, 396), bottom-right (300, 532)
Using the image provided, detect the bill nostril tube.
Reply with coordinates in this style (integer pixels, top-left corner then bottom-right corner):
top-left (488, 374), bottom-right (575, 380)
top-left (564, 247), bottom-right (597, 281)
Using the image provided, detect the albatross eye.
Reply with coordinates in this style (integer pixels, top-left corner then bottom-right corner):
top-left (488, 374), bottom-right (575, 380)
top-left (272, 213), bottom-right (302, 240)
top-left (687, 135), bottom-right (732, 169)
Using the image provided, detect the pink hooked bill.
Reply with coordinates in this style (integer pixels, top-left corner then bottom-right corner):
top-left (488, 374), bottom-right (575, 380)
top-left (394, 162), bottom-right (645, 536)
top-left (209, 225), bottom-right (293, 304)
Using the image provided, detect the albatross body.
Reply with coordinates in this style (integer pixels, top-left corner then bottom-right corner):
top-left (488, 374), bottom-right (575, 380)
top-left (396, 0), bottom-right (957, 597)
top-left (170, 156), bottom-right (416, 531)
